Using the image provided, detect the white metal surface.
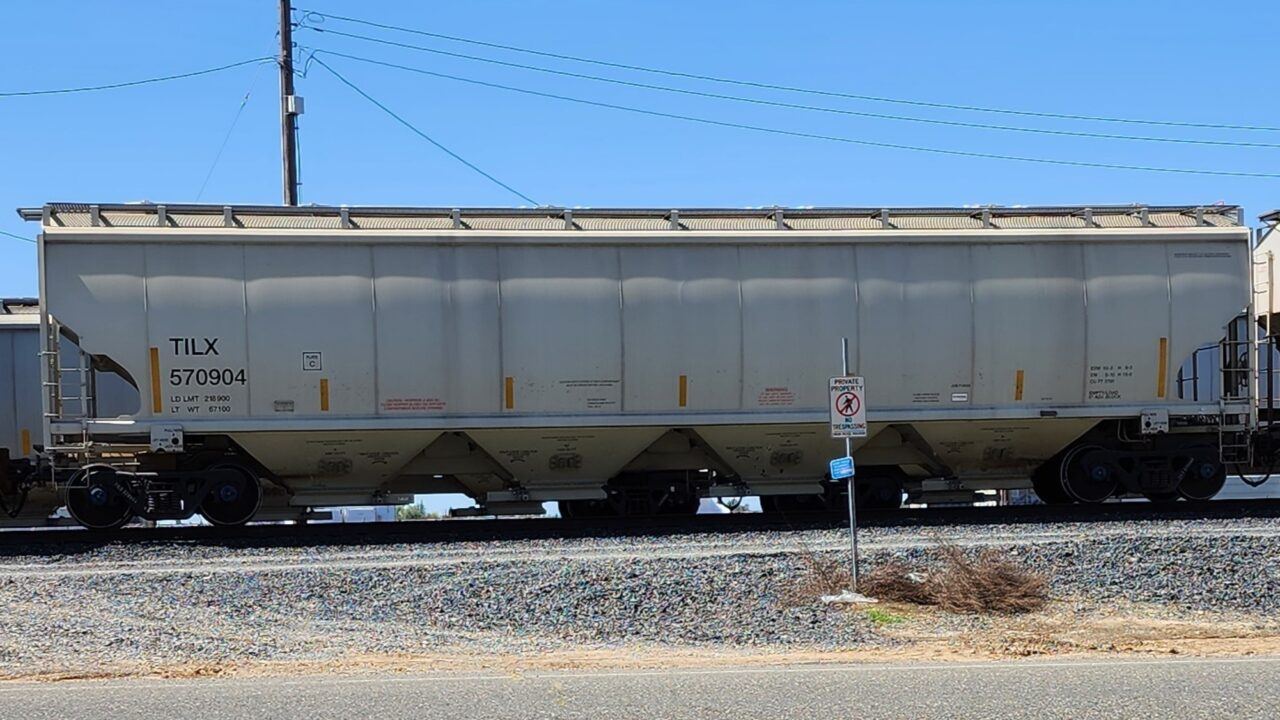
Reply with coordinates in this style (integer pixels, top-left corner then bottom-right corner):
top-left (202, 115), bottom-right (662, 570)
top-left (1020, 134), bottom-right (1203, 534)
top-left (39, 232), bottom-right (1249, 422)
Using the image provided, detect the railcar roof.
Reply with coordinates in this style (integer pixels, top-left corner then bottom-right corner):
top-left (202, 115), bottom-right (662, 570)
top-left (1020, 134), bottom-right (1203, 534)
top-left (0, 299), bottom-right (39, 327)
top-left (18, 202), bottom-right (1243, 232)
top-left (0, 298), bottom-right (37, 315)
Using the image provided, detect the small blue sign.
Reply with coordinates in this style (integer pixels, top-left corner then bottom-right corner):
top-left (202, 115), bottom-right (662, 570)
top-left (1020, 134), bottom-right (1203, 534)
top-left (829, 456), bottom-right (855, 480)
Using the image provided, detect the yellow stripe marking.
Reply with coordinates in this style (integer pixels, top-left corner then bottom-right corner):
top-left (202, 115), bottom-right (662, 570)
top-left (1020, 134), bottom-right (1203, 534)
top-left (504, 376), bottom-right (515, 410)
top-left (20, 429), bottom-right (31, 457)
top-left (1156, 337), bottom-right (1168, 399)
top-left (678, 374), bottom-right (688, 408)
top-left (320, 378), bottom-right (330, 412)
top-left (1014, 369), bottom-right (1025, 401)
top-left (149, 347), bottom-right (163, 414)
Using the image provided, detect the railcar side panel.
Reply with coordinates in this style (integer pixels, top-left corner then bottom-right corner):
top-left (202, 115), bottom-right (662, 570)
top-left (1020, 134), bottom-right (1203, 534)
top-left (45, 243), bottom-right (149, 404)
top-left (1168, 244), bottom-right (1251, 372)
top-left (620, 246), bottom-right (741, 412)
top-left (145, 245), bottom-right (250, 418)
top-left (971, 243), bottom-right (1086, 405)
top-left (1083, 243), bottom-right (1173, 403)
top-left (740, 245), bottom-right (858, 411)
top-left (857, 244), bottom-right (974, 408)
top-left (498, 246), bottom-right (623, 414)
top-left (245, 245), bottom-right (375, 417)
top-left (372, 245), bottom-right (501, 415)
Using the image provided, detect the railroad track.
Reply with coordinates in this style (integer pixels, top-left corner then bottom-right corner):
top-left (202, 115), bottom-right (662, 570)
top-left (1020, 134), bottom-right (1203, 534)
top-left (0, 499), bottom-right (1277, 555)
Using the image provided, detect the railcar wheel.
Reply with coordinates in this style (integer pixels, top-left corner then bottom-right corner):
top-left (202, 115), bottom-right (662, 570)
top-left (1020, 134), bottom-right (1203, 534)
top-left (1059, 445), bottom-right (1118, 504)
top-left (65, 465), bottom-right (134, 530)
top-left (1178, 456), bottom-right (1226, 501)
top-left (856, 476), bottom-right (905, 510)
top-left (1030, 461), bottom-right (1073, 505)
top-left (198, 464), bottom-right (262, 526)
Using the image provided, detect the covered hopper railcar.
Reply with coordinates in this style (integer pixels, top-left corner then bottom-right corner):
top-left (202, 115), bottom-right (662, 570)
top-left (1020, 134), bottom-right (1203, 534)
top-left (8, 203), bottom-right (1265, 528)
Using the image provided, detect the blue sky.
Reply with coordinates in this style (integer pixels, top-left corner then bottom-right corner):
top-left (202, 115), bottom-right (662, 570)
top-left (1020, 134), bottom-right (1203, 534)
top-left (3, 0), bottom-right (1277, 515)
top-left (3, 0), bottom-right (1279, 297)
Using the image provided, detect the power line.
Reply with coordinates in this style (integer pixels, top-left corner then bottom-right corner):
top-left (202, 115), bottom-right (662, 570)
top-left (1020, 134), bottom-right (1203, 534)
top-left (1, 229), bottom-right (35, 244)
top-left (309, 56), bottom-right (539, 204)
top-left (196, 62), bottom-right (270, 201)
top-left (299, 9), bottom-right (1280, 133)
top-left (304, 26), bottom-right (1280, 151)
top-left (0, 57), bottom-right (275, 98)
top-left (313, 52), bottom-right (1280, 180)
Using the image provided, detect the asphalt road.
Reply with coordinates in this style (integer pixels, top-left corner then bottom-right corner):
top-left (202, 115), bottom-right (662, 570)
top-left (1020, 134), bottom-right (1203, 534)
top-left (2, 656), bottom-right (1278, 719)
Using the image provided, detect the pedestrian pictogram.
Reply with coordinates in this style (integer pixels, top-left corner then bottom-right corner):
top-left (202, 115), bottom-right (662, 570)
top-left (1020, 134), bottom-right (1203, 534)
top-left (835, 391), bottom-right (860, 417)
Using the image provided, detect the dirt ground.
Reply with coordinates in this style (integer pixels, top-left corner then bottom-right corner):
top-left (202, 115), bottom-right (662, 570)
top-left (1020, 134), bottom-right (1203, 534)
top-left (9, 598), bottom-right (1278, 683)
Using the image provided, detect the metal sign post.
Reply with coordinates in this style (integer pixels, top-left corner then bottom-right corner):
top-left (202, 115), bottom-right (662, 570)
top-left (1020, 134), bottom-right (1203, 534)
top-left (827, 337), bottom-right (871, 603)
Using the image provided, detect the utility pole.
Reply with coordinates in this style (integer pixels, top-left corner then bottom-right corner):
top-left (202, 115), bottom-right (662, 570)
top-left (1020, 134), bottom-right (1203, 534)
top-left (279, 0), bottom-right (301, 206)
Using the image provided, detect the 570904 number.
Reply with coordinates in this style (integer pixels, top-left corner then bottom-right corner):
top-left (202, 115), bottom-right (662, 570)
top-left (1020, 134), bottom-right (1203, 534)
top-left (168, 368), bottom-right (247, 387)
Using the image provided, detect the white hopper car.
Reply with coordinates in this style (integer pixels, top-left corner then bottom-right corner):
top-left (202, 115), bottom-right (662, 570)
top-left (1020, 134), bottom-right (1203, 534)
top-left (3, 202), bottom-right (1269, 528)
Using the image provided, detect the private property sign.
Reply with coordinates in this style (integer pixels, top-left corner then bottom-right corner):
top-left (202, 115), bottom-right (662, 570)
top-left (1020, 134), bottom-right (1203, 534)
top-left (829, 376), bottom-right (867, 438)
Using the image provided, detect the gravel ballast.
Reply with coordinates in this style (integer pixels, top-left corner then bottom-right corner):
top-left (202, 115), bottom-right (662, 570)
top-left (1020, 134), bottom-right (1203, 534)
top-left (0, 518), bottom-right (1275, 676)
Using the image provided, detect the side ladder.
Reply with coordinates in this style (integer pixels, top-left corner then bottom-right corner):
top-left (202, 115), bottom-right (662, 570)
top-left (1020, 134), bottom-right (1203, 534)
top-left (1218, 314), bottom-right (1256, 465)
top-left (39, 318), bottom-right (95, 453)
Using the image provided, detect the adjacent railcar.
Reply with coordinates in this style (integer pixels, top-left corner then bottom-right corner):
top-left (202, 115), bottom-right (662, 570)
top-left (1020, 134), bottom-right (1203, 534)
top-left (1, 301), bottom-right (40, 458)
top-left (13, 203), bottom-right (1255, 528)
top-left (1, 298), bottom-right (143, 524)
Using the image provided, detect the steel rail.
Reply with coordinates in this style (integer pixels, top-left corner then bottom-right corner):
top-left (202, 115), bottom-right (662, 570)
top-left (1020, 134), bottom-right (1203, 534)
top-left (0, 499), bottom-right (1276, 556)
